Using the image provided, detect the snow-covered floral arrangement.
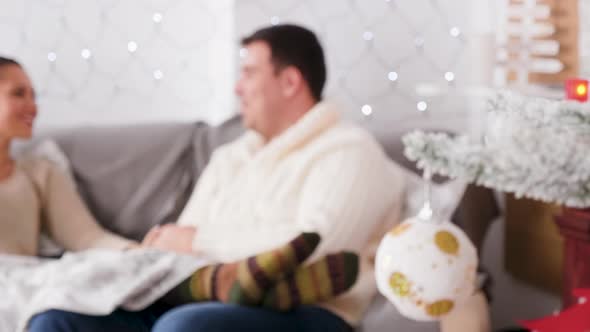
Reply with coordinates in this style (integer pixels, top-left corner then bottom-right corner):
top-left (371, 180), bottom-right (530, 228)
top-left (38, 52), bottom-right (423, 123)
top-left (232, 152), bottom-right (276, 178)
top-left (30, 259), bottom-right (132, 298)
top-left (403, 91), bottom-right (590, 208)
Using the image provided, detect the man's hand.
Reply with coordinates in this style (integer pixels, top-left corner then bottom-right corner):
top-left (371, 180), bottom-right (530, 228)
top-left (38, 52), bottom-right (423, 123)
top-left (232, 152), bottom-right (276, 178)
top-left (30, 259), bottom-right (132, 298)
top-left (141, 224), bottom-right (197, 254)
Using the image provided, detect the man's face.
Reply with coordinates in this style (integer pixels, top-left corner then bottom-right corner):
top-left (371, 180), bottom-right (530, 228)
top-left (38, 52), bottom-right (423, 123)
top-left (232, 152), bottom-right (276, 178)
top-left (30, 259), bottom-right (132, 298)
top-left (235, 41), bottom-right (284, 135)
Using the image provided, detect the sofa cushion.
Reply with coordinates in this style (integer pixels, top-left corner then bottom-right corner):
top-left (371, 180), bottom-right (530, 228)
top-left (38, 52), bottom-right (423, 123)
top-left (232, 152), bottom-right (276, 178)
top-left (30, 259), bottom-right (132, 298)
top-left (46, 122), bottom-right (198, 240)
top-left (26, 119), bottom-right (242, 241)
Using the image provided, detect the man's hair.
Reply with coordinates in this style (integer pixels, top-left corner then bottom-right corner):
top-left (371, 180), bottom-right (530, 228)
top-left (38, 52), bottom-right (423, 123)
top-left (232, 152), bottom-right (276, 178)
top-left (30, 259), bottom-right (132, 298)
top-left (0, 56), bottom-right (20, 69)
top-left (241, 24), bottom-right (326, 101)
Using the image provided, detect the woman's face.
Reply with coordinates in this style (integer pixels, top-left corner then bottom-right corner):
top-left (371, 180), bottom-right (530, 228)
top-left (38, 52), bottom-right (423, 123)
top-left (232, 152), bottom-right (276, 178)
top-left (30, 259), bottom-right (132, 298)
top-left (0, 65), bottom-right (37, 140)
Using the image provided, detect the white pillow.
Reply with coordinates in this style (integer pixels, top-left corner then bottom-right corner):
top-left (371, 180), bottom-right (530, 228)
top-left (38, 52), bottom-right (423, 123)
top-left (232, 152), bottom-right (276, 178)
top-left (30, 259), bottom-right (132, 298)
top-left (395, 161), bottom-right (467, 222)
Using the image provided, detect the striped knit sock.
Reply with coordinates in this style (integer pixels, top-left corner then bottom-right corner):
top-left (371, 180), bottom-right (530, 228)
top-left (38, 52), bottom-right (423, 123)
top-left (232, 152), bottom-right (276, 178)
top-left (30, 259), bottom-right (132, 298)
top-left (262, 252), bottom-right (359, 311)
top-left (165, 232), bottom-right (320, 306)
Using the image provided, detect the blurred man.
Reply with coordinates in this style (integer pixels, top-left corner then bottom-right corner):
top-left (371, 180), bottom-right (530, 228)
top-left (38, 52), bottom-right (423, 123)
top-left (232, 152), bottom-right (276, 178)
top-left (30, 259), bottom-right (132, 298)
top-left (149, 24), bottom-right (401, 332)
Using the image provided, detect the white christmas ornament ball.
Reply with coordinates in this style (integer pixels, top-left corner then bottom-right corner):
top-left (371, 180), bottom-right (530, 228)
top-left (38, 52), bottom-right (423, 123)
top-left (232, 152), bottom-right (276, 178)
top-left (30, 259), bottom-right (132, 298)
top-left (375, 217), bottom-right (478, 321)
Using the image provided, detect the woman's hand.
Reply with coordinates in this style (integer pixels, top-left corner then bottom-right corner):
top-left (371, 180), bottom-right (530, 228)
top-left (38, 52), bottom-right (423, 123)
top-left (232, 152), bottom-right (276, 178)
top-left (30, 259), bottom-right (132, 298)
top-left (141, 224), bottom-right (197, 254)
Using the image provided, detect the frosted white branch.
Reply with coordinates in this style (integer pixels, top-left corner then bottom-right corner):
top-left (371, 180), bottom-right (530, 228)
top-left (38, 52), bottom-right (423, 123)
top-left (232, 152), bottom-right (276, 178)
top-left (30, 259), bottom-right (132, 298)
top-left (403, 92), bottom-right (590, 208)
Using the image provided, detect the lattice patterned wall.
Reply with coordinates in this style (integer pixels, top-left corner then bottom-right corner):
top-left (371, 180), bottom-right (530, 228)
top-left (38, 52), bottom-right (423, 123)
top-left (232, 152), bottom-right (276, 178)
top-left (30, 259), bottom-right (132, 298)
top-left (236, 0), bottom-right (494, 134)
top-left (5, 1), bottom-right (586, 131)
top-left (0, 0), bottom-right (235, 127)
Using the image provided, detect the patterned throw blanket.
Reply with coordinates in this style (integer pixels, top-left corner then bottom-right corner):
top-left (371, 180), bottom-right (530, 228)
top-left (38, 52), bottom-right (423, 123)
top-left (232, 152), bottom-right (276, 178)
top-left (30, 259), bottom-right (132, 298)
top-left (0, 249), bottom-right (208, 332)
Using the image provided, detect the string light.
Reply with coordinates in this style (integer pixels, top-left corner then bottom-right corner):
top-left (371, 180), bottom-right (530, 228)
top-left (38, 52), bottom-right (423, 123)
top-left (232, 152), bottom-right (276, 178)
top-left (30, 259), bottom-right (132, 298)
top-left (363, 31), bottom-right (374, 41)
top-left (153, 70), bottom-right (164, 80)
top-left (81, 48), bottom-right (92, 60)
top-left (417, 101), bottom-right (428, 112)
top-left (127, 41), bottom-right (138, 53)
top-left (449, 27), bottom-right (461, 38)
top-left (388, 71), bottom-right (399, 82)
top-left (47, 52), bottom-right (57, 62)
top-left (444, 71), bottom-right (455, 82)
top-left (153, 12), bottom-right (163, 23)
top-left (270, 16), bottom-right (280, 25)
top-left (361, 104), bottom-right (373, 116)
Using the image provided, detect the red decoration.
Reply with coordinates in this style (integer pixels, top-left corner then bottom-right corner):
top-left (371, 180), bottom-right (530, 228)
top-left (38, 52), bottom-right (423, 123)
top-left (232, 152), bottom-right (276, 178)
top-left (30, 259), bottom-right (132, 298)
top-left (565, 78), bottom-right (589, 102)
top-left (520, 289), bottom-right (590, 331)
top-left (526, 91), bottom-right (590, 331)
top-left (555, 208), bottom-right (590, 308)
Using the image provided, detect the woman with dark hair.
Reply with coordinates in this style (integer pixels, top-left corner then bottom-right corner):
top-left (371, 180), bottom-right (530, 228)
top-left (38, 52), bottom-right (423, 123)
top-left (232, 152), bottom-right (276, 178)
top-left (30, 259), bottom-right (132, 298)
top-left (0, 56), bottom-right (136, 255)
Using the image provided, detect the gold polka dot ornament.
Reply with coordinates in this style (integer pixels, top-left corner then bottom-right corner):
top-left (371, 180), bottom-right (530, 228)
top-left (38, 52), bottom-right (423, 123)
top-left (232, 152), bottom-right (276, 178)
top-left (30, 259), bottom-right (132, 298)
top-left (375, 170), bottom-right (478, 321)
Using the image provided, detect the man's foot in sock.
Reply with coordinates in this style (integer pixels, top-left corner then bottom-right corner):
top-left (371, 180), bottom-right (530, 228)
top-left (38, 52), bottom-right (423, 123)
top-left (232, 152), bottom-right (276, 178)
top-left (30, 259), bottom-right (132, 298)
top-left (167, 232), bottom-right (321, 305)
top-left (262, 251), bottom-right (359, 311)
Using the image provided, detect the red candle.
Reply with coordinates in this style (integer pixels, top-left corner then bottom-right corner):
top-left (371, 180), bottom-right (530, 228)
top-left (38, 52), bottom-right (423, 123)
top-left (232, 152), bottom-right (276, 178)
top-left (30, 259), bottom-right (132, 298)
top-left (565, 78), bottom-right (589, 102)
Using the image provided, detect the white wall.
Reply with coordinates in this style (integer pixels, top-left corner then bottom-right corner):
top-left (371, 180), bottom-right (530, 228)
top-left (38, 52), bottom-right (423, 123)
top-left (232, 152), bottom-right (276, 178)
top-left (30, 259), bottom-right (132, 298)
top-left (0, 0), bottom-right (235, 128)
top-left (1, 0), bottom-right (586, 130)
top-left (236, 0), bottom-right (496, 135)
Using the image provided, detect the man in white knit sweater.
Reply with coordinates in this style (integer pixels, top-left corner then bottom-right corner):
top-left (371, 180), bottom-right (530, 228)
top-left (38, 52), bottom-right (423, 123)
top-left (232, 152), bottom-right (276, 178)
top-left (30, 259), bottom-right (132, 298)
top-left (139, 24), bottom-right (401, 332)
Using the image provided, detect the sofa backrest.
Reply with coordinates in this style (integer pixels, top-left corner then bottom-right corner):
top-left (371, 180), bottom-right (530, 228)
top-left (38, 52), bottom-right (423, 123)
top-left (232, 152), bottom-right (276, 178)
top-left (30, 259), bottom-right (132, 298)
top-left (27, 115), bottom-right (498, 248)
top-left (22, 118), bottom-right (242, 241)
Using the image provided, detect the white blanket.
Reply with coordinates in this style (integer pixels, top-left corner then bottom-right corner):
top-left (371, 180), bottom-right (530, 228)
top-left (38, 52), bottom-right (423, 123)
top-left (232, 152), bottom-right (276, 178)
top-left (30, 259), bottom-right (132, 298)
top-left (0, 249), bottom-right (209, 332)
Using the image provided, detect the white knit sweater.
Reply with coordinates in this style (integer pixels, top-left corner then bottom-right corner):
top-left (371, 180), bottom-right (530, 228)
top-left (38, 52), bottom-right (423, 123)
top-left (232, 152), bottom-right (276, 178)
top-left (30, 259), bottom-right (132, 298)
top-left (177, 101), bottom-right (406, 325)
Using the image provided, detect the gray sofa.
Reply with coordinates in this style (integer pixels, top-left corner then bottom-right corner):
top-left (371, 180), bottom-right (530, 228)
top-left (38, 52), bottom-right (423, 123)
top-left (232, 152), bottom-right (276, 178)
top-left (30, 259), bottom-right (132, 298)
top-left (29, 116), bottom-right (499, 331)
